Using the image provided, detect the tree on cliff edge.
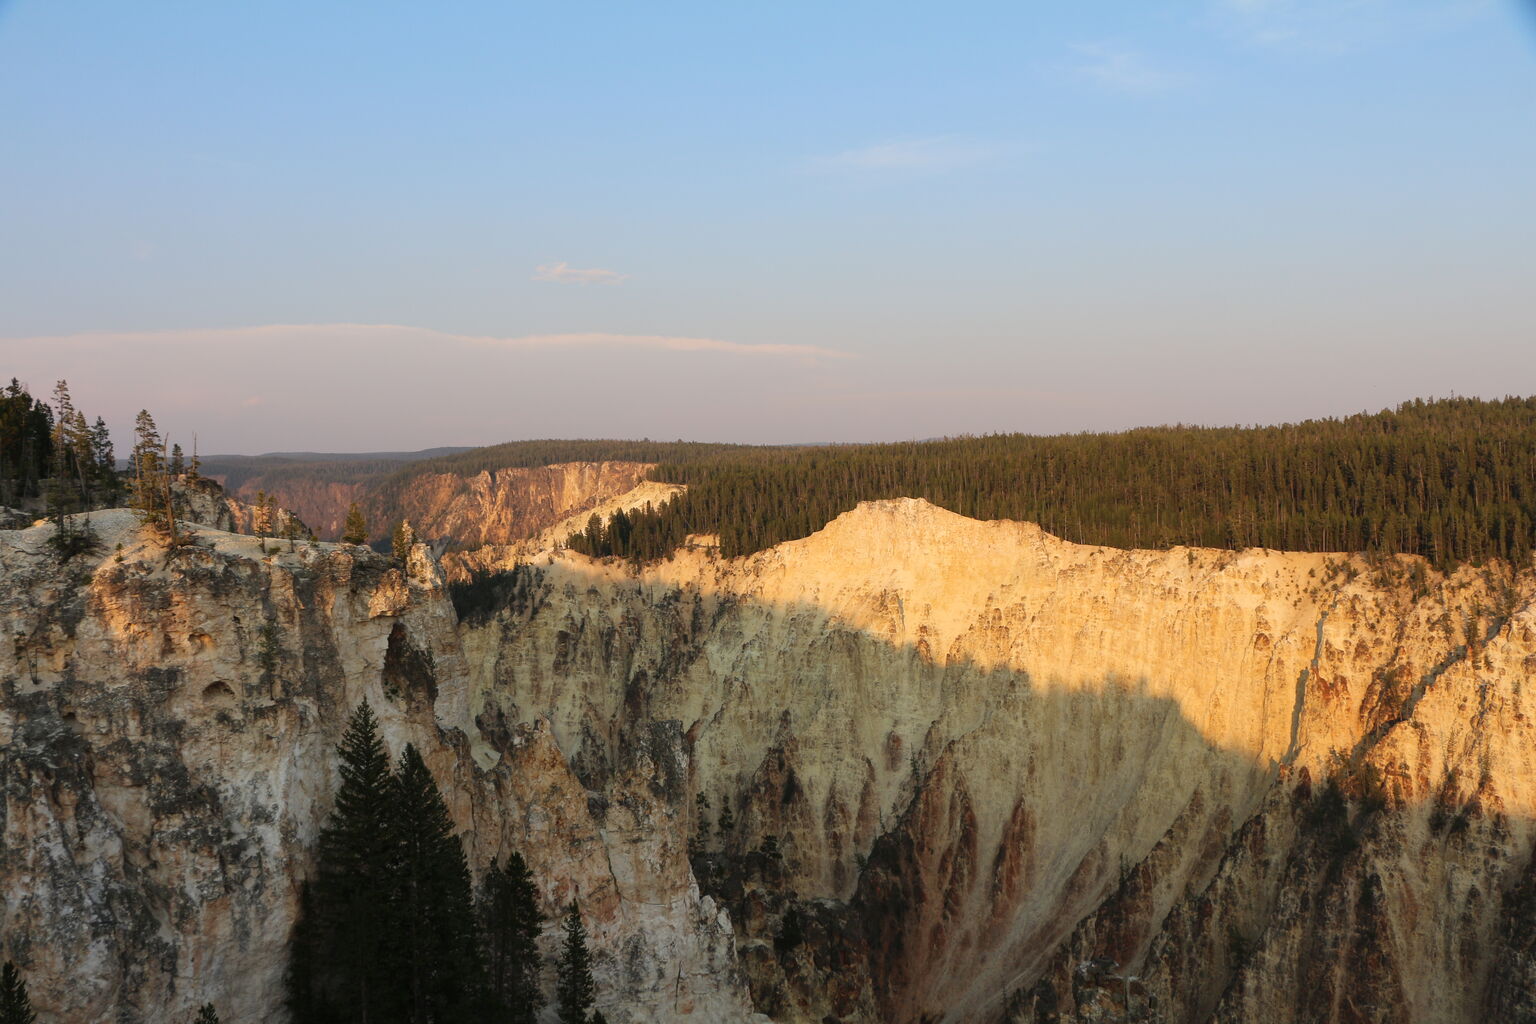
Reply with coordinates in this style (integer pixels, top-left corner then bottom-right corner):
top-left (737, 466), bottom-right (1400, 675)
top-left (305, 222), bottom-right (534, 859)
top-left (555, 901), bottom-right (596, 1024)
top-left (193, 1004), bottom-right (220, 1024)
top-left (342, 502), bottom-right (369, 545)
top-left (0, 961), bottom-right (36, 1024)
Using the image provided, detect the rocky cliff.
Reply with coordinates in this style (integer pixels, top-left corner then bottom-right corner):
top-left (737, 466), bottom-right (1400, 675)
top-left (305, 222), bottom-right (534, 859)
top-left (0, 510), bottom-right (759, 1024)
top-left (459, 498), bottom-right (1536, 1024)
top-left (3, 497), bottom-right (1535, 1023)
top-left (227, 461), bottom-right (655, 546)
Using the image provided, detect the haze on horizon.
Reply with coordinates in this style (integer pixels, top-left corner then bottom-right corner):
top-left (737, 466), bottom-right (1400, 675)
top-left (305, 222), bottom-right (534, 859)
top-left (2, 0), bottom-right (1533, 455)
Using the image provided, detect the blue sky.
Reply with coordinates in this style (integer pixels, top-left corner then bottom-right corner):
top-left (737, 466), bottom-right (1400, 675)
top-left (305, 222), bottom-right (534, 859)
top-left (2, 0), bottom-right (1533, 452)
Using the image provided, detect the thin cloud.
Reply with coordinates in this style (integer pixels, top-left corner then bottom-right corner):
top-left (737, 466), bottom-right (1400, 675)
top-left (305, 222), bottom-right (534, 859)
top-left (1071, 44), bottom-right (1185, 95)
top-left (532, 261), bottom-right (627, 285)
top-left (1210, 0), bottom-right (1495, 53)
top-left (812, 136), bottom-right (994, 173)
top-left (2, 323), bottom-right (852, 361)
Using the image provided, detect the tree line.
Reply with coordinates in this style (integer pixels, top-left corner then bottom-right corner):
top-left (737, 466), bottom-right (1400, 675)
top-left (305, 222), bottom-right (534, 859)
top-left (289, 700), bottom-right (606, 1024)
top-left (563, 397), bottom-right (1536, 569)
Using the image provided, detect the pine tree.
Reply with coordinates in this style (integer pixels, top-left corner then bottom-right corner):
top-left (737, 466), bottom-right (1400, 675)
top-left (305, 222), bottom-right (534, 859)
top-left (385, 744), bottom-right (482, 1024)
top-left (717, 801), bottom-right (735, 839)
top-left (171, 443), bottom-right (185, 478)
top-left (129, 409), bottom-right (177, 539)
top-left (555, 901), bottom-right (596, 1024)
top-left (305, 699), bottom-right (397, 1024)
top-left (481, 851), bottom-right (544, 1023)
top-left (193, 1003), bottom-right (220, 1024)
top-left (0, 961), bottom-right (36, 1024)
top-left (88, 417), bottom-right (116, 501)
top-left (392, 519), bottom-right (416, 563)
top-left (343, 502), bottom-right (369, 545)
top-left (254, 490), bottom-right (273, 539)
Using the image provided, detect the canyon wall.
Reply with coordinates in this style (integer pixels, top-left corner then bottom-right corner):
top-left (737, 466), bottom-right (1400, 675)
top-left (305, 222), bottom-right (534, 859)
top-left (460, 498), bottom-right (1536, 1024)
top-left (4, 496), bottom-right (1536, 1022)
top-left (227, 461), bottom-right (655, 545)
top-left (0, 510), bottom-right (760, 1024)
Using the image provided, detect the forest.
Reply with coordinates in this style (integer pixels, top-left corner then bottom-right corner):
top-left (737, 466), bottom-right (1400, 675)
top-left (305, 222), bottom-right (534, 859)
top-left (566, 397), bottom-right (1536, 570)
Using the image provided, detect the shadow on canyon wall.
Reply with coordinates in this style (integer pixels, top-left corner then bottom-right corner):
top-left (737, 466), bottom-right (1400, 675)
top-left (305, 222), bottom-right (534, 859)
top-left (461, 555), bottom-right (1536, 1024)
top-left (3, 523), bottom-right (1535, 1024)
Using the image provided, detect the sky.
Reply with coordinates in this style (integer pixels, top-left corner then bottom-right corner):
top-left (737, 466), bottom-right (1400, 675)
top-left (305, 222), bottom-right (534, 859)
top-left (1, 0), bottom-right (1533, 453)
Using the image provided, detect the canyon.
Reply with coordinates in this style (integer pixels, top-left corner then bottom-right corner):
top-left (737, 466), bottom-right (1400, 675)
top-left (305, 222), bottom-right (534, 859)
top-left (217, 460), bottom-right (655, 547)
top-left (3, 484), bottom-right (1535, 1023)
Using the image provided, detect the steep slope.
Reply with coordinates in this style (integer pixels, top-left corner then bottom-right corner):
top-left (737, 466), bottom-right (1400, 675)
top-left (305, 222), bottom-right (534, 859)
top-left (0, 511), bottom-right (759, 1024)
top-left (227, 460), bottom-right (655, 546)
top-left (459, 498), bottom-right (1536, 1023)
top-left (5, 498), bottom-right (1536, 1023)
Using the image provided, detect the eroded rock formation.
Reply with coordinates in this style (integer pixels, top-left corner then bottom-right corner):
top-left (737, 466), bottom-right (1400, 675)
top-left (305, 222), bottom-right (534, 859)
top-left (0, 510), bottom-right (758, 1023)
top-left (227, 460), bottom-right (655, 545)
top-left (4, 496), bottom-right (1536, 1023)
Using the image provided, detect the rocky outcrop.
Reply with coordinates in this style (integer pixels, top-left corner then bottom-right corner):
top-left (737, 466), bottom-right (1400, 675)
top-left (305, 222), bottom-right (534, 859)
top-left (0, 510), bottom-right (760, 1024)
top-left (444, 479), bottom-right (685, 580)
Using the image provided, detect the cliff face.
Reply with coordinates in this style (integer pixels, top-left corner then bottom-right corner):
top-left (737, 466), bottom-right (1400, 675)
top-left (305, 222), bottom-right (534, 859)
top-left (460, 498), bottom-right (1536, 1024)
top-left (0, 510), bottom-right (759, 1024)
top-left (229, 461), bottom-right (654, 545)
top-left (4, 497), bottom-right (1536, 1023)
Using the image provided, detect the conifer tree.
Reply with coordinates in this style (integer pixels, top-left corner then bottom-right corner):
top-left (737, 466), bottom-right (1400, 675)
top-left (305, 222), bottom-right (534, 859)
top-left (343, 502), bottom-right (369, 545)
top-left (555, 901), bottom-right (596, 1024)
top-left (193, 1003), bottom-right (220, 1024)
top-left (129, 410), bottom-right (178, 540)
top-left (481, 851), bottom-right (544, 1023)
top-left (392, 519), bottom-right (416, 563)
top-left (717, 801), bottom-right (735, 839)
top-left (0, 961), bottom-right (35, 1024)
top-left (385, 744), bottom-right (482, 1024)
top-left (305, 699), bottom-right (397, 1023)
top-left (89, 417), bottom-right (117, 503)
top-left (0, 379), bottom-right (54, 503)
top-left (171, 443), bottom-right (185, 478)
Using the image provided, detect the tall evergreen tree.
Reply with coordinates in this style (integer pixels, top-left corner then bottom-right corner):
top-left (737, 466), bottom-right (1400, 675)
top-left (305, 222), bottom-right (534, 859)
top-left (89, 417), bottom-right (117, 503)
top-left (385, 744), bottom-right (482, 1024)
top-left (481, 851), bottom-right (545, 1023)
top-left (0, 961), bottom-right (35, 1024)
top-left (343, 502), bottom-right (369, 545)
top-left (303, 700), bottom-right (397, 1024)
top-left (0, 379), bottom-right (53, 504)
top-left (193, 1003), bottom-right (220, 1024)
top-left (555, 901), bottom-right (596, 1024)
top-left (392, 519), bottom-right (416, 563)
top-left (129, 409), bottom-right (176, 537)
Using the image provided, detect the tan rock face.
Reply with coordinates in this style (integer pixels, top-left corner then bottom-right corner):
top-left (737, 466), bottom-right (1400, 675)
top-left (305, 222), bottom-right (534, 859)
top-left (0, 510), bottom-right (760, 1024)
top-left (462, 498), bottom-right (1536, 1024)
top-left (6, 497), bottom-right (1536, 1024)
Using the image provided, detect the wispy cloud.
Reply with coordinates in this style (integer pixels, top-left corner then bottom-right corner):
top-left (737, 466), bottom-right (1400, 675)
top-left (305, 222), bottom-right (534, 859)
top-left (811, 136), bottom-right (994, 173)
top-left (532, 262), bottom-right (628, 285)
top-left (2, 323), bottom-right (852, 361)
top-left (1210, 0), bottom-right (1496, 54)
top-left (1071, 43), bottom-right (1185, 95)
